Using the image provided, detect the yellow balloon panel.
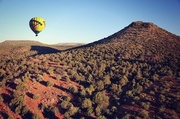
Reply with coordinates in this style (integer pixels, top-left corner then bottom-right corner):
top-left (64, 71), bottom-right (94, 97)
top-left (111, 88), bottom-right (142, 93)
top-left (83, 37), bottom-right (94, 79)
top-left (29, 17), bottom-right (46, 36)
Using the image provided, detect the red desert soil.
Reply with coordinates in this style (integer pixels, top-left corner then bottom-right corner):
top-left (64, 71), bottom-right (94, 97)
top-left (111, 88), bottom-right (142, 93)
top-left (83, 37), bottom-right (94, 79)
top-left (25, 68), bottom-right (80, 119)
top-left (0, 59), bottom-right (81, 119)
top-left (25, 72), bottom-right (81, 119)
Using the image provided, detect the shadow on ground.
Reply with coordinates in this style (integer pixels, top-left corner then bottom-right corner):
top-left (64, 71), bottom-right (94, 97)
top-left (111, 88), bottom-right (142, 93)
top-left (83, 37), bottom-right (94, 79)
top-left (31, 46), bottom-right (60, 55)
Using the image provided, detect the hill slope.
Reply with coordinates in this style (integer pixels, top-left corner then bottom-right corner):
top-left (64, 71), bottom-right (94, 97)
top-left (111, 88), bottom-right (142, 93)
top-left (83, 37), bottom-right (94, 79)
top-left (0, 21), bottom-right (180, 119)
top-left (74, 21), bottom-right (180, 65)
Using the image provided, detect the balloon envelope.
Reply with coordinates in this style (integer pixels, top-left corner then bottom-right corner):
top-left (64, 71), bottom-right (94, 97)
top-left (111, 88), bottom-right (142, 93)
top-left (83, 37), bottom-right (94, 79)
top-left (29, 17), bottom-right (46, 36)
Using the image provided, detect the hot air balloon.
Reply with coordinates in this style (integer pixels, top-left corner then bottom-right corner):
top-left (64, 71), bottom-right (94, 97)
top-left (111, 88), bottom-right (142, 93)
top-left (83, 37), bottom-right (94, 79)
top-left (29, 17), bottom-right (46, 36)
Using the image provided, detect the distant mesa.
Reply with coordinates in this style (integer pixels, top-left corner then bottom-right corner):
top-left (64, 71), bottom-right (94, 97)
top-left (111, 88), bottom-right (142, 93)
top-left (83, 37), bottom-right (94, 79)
top-left (0, 40), bottom-right (43, 45)
top-left (0, 40), bottom-right (84, 57)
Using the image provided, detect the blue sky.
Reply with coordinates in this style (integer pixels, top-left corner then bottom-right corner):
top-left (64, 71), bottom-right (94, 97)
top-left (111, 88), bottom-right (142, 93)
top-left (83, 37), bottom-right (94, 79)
top-left (0, 0), bottom-right (180, 44)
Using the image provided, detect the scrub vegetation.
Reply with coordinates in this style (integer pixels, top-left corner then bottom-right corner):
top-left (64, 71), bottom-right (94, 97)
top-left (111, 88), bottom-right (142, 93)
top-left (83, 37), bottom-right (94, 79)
top-left (0, 21), bottom-right (180, 119)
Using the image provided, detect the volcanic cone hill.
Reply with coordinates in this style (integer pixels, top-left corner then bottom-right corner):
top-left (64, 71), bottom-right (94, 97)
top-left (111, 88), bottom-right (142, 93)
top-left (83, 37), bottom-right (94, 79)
top-left (0, 21), bottom-right (180, 119)
top-left (76, 21), bottom-right (180, 63)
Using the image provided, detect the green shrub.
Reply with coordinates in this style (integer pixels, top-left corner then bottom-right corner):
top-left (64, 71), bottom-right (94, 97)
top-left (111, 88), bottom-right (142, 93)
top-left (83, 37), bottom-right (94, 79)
top-left (68, 85), bottom-right (78, 93)
top-left (158, 106), bottom-right (165, 113)
top-left (60, 100), bottom-right (73, 110)
top-left (95, 106), bottom-right (102, 116)
top-left (103, 75), bottom-right (111, 85)
top-left (37, 74), bottom-right (43, 82)
top-left (120, 77), bottom-right (128, 86)
top-left (139, 109), bottom-right (149, 118)
top-left (33, 94), bottom-right (40, 100)
top-left (111, 106), bottom-right (117, 112)
top-left (0, 80), bottom-right (6, 88)
top-left (56, 75), bottom-right (61, 80)
top-left (32, 110), bottom-right (43, 119)
top-left (126, 90), bottom-right (133, 97)
top-left (16, 83), bottom-right (28, 92)
top-left (133, 96), bottom-right (140, 101)
top-left (49, 106), bottom-right (59, 115)
top-left (111, 84), bottom-right (122, 94)
top-left (7, 114), bottom-right (14, 119)
top-left (64, 106), bottom-right (79, 117)
top-left (64, 96), bottom-right (71, 102)
top-left (152, 74), bottom-right (159, 81)
top-left (39, 103), bottom-right (48, 111)
top-left (47, 68), bottom-right (54, 76)
top-left (122, 114), bottom-right (130, 119)
top-left (65, 76), bottom-right (71, 82)
top-left (46, 80), bottom-right (54, 87)
top-left (82, 98), bottom-right (92, 109)
top-left (93, 91), bottom-right (109, 109)
top-left (80, 90), bottom-right (87, 97)
top-left (97, 115), bottom-right (107, 119)
top-left (141, 102), bottom-right (150, 110)
top-left (21, 106), bottom-right (30, 116)
top-left (96, 80), bottom-right (104, 91)
top-left (43, 106), bottom-right (59, 115)
top-left (9, 91), bottom-right (26, 114)
top-left (86, 107), bottom-right (94, 116)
